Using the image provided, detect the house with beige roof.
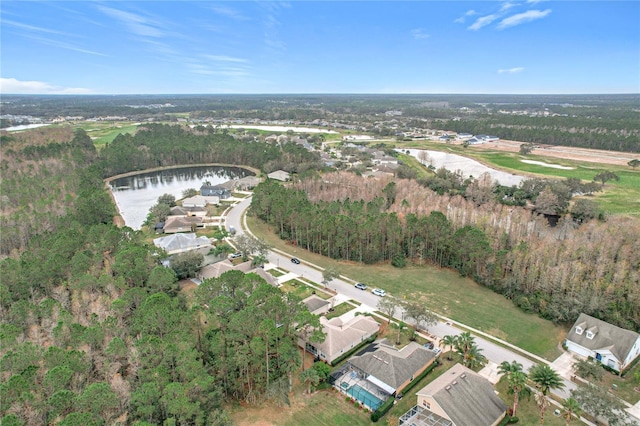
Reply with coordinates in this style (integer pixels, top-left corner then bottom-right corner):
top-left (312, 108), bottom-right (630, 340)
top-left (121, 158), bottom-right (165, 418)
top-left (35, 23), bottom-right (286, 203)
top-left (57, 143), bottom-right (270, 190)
top-left (399, 363), bottom-right (507, 426)
top-left (196, 260), bottom-right (278, 287)
top-left (302, 314), bottom-right (379, 365)
top-left (565, 313), bottom-right (640, 372)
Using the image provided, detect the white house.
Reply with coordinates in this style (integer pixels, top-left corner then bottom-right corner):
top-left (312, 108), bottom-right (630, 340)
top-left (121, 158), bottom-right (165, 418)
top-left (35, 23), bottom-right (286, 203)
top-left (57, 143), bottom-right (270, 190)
top-left (153, 233), bottom-right (211, 255)
top-left (565, 313), bottom-right (640, 372)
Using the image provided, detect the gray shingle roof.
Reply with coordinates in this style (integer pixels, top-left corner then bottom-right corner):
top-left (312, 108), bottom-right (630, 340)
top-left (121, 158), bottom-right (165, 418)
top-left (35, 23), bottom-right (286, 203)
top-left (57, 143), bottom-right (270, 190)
top-left (566, 313), bottom-right (640, 362)
top-left (417, 364), bottom-right (507, 426)
top-left (349, 341), bottom-right (435, 392)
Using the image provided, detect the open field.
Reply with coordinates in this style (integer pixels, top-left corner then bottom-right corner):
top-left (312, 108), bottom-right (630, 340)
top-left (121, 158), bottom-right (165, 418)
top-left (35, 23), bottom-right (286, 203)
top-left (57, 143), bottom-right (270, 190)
top-left (63, 121), bottom-right (141, 149)
top-left (396, 140), bottom-right (640, 215)
top-left (248, 217), bottom-right (565, 360)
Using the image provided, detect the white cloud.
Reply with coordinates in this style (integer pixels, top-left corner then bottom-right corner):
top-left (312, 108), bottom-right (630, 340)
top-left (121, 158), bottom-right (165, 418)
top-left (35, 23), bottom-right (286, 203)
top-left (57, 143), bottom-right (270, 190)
top-left (498, 9), bottom-right (552, 29)
top-left (0, 78), bottom-right (92, 94)
top-left (468, 14), bottom-right (500, 31)
top-left (411, 29), bottom-right (430, 40)
top-left (454, 9), bottom-right (476, 24)
top-left (203, 55), bottom-right (249, 63)
top-left (2, 19), bottom-right (67, 35)
top-left (97, 5), bottom-right (165, 38)
top-left (500, 2), bottom-right (517, 12)
top-left (208, 5), bottom-right (250, 21)
top-left (498, 67), bottom-right (525, 74)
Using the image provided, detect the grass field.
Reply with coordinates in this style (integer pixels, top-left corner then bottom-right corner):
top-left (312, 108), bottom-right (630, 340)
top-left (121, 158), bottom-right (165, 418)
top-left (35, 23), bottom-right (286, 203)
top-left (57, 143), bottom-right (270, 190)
top-left (495, 377), bottom-right (567, 426)
top-left (395, 140), bottom-right (640, 216)
top-left (70, 121), bottom-right (141, 149)
top-left (248, 217), bottom-right (565, 361)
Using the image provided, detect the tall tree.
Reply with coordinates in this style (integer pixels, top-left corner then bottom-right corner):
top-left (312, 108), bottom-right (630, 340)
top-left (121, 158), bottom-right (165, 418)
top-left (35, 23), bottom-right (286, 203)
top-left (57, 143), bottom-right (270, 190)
top-left (529, 364), bottom-right (565, 425)
top-left (497, 361), bottom-right (527, 416)
top-left (561, 397), bottom-right (582, 426)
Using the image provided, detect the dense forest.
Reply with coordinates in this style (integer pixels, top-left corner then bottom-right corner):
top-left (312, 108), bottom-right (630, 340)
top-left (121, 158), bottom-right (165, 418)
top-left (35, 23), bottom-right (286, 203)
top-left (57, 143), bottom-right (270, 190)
top-left (0, 126), bottom-right (324, 425)
top-left (0, 128), bottom-right (115, 256)
top-left (250, 173), bottom-right (640, 331)
top-left (99, 124), bottom-right (322, 178)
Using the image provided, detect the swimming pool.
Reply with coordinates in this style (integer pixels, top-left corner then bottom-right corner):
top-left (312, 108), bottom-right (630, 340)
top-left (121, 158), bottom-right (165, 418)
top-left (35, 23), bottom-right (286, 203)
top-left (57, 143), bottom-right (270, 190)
top-left (346, 384), bottom-right (385, 411)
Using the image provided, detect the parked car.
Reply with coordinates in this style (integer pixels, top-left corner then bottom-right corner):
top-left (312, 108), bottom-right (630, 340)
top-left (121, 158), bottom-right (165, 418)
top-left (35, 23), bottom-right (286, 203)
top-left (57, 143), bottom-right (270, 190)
top-left (355, 282), bottom-right (367, 290)
top-left (423, 341), bottom-right (434, 350)
top-left (291, 257), bottom-right (301, 264)
top-left (228, 253), bottom-right (242, 259)
top-left (372, 288), bottom-right (386, 297)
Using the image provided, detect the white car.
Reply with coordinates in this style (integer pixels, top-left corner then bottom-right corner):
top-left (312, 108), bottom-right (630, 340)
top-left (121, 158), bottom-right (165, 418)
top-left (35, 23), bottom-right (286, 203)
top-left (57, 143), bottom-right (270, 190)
top-left (372, 288), bottom-right (386, 297)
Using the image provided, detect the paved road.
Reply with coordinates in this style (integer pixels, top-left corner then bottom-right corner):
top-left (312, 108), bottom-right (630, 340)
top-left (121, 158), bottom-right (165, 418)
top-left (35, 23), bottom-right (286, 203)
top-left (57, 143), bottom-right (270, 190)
top-left (225, 195), bottom-right (640, 422)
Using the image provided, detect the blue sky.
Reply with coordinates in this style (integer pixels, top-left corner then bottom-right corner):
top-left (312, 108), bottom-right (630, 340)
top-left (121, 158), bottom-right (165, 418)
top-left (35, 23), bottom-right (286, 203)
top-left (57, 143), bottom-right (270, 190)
top-left (1, 1), bottom-right (638, 94)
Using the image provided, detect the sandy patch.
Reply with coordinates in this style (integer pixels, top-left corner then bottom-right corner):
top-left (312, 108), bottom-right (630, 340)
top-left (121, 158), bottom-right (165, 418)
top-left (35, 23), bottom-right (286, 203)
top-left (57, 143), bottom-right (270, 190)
top-left (520, 159), bottom-right (574, 170)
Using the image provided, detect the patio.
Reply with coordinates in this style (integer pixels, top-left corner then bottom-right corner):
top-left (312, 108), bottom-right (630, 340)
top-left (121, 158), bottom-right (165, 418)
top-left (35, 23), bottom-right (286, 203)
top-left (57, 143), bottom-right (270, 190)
top-left (331, 366), bottom-right (391, 411)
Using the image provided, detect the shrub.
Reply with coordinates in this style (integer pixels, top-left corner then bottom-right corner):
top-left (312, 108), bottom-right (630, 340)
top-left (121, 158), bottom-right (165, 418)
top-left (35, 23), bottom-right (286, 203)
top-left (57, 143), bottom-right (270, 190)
top-left (371, 412), bottom-right (380, 422)
top-left (509, 416), bottom-right (519, 423)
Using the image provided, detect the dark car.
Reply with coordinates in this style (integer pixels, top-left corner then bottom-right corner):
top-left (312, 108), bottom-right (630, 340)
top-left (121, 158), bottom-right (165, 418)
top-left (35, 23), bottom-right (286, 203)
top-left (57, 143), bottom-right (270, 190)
top-left (423, 341), bottom-right (434, 350)
top-left (355, 282), bottom-right (367, 290)
top-left (291, 257), bottom-right (301, 264)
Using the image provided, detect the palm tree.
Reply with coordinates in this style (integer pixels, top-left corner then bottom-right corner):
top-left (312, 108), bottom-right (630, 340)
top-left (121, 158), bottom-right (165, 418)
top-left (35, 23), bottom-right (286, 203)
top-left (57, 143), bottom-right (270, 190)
top-left (454, 331), bottom-right (474, 363)
top-left (497, 361), bottom-right (527, 416)
top-left (463, 343), bottom-right (487, 369)
top-left (529, 364), bottom-right (565, 425)
top-left (507, 371), bottom-right (530, 417)
top-left (440, 335), bottom-right (456, 361)
top-left (498, 360), bottom-right (523, 377)
top-left (300, 368), bottom-right (320, 394)
top-left (561, 397), bottom-right (582, 426)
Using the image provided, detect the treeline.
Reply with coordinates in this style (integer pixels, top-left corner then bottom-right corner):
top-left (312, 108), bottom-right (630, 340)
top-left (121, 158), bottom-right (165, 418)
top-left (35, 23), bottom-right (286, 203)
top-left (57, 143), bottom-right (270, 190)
top-left (250, 174), bottom-right (640, 331)
top-left (98, 123), bottom-right (321, 177)
top-left (0, 128), bottom-right (114, 255)
top-left (441, 115), bottom-right (640, 153)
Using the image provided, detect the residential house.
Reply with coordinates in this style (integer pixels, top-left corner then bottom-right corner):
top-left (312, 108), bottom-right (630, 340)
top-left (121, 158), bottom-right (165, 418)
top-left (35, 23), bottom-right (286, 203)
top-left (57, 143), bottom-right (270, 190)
top-left (200, 185), bottom-right (231, 199)
top-left (196, 260), bottom-right (279, 287)
top-left (399, 363), bottom-right (507, 426)
top-left (302, 313), bottom-right (380, 365)
top-left (267, 170), bottom-right (291, 181)
top-left (303, 294), bottom-right (331, 316)
top-left (182, 195), bottom-right (220, 208)
top-left (332, 339), bottom-right (436, 411)
top-left (163, 216), bottom-right (203, 234)
top-left (235, 176), bottom-right (262, 190)
top-left (153, 233), bottom-right (211, 255)
top-left (565, 313), bottom-right (640, 372)
top-left (169, 205), bottom-right (207, 217)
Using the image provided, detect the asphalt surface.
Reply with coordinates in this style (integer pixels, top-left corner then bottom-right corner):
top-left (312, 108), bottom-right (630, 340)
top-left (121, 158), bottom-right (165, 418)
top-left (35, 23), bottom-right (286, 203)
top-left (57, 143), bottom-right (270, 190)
top-left (225, 195), bottom-right (640, 422)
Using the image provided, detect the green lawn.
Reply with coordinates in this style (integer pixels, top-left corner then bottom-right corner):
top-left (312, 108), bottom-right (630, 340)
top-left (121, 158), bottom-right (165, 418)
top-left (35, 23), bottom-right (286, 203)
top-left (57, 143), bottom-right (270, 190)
top-left (495, 377), bottom-right (567, 426)
top-left (284, 390), bottom-right (374, 426)
top-left (249, 216), bottom-right (565, 360)
top-left (395, 140), bottom-right (640, 216)
top-left (70, 121), bottom-right (141, 149)
top-left (325, 301), bottom-right (357, 320)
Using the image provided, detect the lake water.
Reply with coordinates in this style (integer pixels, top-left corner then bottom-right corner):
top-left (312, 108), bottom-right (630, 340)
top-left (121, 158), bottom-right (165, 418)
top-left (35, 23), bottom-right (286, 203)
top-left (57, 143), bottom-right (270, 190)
top-left (109, 166), bottom-right (253, 229)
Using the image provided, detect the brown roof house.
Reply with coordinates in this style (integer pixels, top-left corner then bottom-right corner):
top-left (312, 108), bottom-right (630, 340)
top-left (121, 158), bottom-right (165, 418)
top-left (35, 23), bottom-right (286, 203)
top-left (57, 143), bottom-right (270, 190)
top-left (163, 216), bottom-right (203, 234)
top-left (399, 363), bottom-right (507, 426)
top-left (565, 313), bottom-right (640, 372)
top-left (331, 340), bottom-right (436, 411)
top-left (301, 312), bottom-right (379, 365)
top-left (196, 260), bottom-right (278, 288)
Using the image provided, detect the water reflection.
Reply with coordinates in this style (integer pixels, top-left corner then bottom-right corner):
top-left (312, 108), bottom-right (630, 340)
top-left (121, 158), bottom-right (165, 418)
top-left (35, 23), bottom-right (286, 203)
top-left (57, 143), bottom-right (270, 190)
top-left (109, 166), bottom-right (253, 230)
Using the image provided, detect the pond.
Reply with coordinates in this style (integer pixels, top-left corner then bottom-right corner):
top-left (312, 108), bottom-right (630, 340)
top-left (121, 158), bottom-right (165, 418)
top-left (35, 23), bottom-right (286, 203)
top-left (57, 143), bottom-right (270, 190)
top-left (108, 165), bottom-right (253, 229)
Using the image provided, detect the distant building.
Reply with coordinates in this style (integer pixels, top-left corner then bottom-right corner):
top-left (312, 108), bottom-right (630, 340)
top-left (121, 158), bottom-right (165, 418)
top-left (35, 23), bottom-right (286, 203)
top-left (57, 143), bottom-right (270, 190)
top-left (200, 185), bottom-right (231, 199)
top-left (267, 170), bottom-right (291, 181)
